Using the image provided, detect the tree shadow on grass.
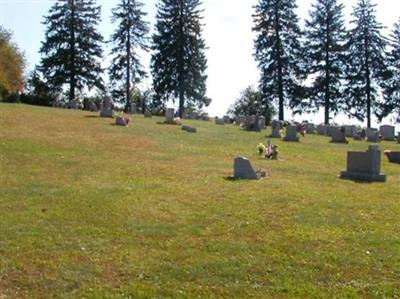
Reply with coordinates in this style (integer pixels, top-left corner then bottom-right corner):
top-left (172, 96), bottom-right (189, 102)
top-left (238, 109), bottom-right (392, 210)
top-left (84, 115), bottom-right (99, 118)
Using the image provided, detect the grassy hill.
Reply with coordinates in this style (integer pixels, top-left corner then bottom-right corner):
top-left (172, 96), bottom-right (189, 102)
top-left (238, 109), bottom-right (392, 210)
top-left (1, 103), bottom-right (399, 298)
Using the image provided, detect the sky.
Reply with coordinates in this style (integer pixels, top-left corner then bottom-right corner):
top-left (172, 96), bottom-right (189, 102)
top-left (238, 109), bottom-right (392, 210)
top-left (1, 0), bottom-right (399, 129)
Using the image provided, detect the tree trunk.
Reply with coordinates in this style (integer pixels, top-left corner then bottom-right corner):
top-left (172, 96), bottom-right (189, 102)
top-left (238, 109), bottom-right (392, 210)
top-left (69, 0), bottom-right (76, 105)
top-left (125, 0), bottom-right (131, 113)
top-left (275, 4), bottom-right (284, 121)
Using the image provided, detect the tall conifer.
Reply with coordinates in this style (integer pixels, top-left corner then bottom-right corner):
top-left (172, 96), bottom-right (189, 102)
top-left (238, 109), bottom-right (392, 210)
top-left (151, 0), bottom-right (210, 117)
top-left (380, 19), bottom-right (400, 122)
top-left (344, 0), bottom-right (387, 127)
top-left (253, 0), bottom-right (304, 121)
top-left (109, 0), bottom-right (149, 111)
top-left (39, 0), bottom-right (104, 104)
top-left (304, 0), bottom-right (347, 125)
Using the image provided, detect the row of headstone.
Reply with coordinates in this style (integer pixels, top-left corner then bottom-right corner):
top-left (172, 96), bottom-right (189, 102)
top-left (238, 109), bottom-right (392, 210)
top-left (242, 115), bottom-right (266, 132)
top-left (182, 111), bottom-right (210, 121)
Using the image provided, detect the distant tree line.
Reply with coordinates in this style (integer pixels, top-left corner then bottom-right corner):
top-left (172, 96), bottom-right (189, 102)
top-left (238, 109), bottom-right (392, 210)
top-left (0, 0), bottom-right (398, 125)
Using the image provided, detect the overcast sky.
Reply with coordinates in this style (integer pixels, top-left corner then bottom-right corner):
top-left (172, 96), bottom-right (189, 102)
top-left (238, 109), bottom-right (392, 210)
top-left (1, 0), bottom-right (399, 127)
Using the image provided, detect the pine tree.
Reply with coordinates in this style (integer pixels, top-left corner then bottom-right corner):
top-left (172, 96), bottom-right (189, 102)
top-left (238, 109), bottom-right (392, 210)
top-left (151, 0), bottom-right (210, 118)
top-left (39, 0), bottom-right (104, 105)
top-left (253, 0), bottom-right (304, 121)
top-left (379, 19), bottom-right (400, 123)
top-left (344, 0), bottom-right (387, 128)
top-left (304, 0), bottom-right (347, 125)
top-left (109, 0), bottom-right (149, 112)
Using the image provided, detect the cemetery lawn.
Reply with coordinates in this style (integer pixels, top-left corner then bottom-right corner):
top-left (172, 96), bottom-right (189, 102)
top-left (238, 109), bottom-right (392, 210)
top-left (1, 103), bottom-right (400, 299)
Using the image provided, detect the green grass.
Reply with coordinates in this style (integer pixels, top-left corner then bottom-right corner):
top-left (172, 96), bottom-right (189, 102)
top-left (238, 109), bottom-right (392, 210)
top-left (1, 103), bottom-right (399, 298)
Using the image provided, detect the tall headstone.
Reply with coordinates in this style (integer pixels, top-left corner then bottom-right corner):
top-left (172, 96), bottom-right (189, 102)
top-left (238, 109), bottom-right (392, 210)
top-left (331, 127), bottom-right (348, 143)
top-left (317, 125), bottom-right (328, 136)
top-left (366, 128), bottom-right (380, 143)
top-left (258, 116), bottom-right (266, 129)
top-left (234, 156), bottom-right (261, 180)
top-left (223, 115), bottom-right (231, 124)
top-left (305, 123), bottom-right (316, 134)
top-left (165, 108), bottom-right (175, 124)
top-left (379, 125), bottom-right (395, 141)
top-left (270, 120), bottom-right (281, 138)
top-left (100, 97), bottom-right (113, 118)
top-left (283, 125), bottom-right (299, 142)
top-left (340, 145), bottom-right (386, 182)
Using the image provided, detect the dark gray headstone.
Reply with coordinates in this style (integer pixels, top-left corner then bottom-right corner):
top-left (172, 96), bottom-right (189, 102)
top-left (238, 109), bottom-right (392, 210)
top-left (116, 116), bottom-right (128, 126)
top-left (366, 128), bottom-right (380, 143)
top-left (283, 125), bottom-right (299, 142)
top-left (379, 125), bottom-right (395, 141)
top-left (306, 123), bottom-right (316, 134)
top-left (270, 120), bottom-right (281, 138)
top-left (215, 117), bottom-right (225, 125)
top-left (165, 108), bottom-right (175, 123)
top-left (340, 145), bottom-right (386, 182)
top-left (234, 156), bottom-right (260, 180)
top-left (385, 151), bottom-right (400, 164)
top-left (331, 127), bottom-right (348, 143)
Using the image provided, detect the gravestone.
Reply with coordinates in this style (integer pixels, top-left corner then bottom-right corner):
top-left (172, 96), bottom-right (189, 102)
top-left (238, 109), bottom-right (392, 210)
top-left (234, 156), bottom-right (263, 180)
top-left (190, 111), bottom-right (198, 120)
top-left (116, 116), bottom-right (128, 126)
top-left (398, 133), bottom-right (400, 143)
top-left (379, 125), bottom-right (395, 141)
top-left (384, 151), bottom-right (400, 164)
top-left (223, 115), bottom-right (231, 124)
top-left (129, 103), bottom-right (137, 114)
top-left (258, 116), bottom-right (266, 129)
top-left (100, 97), bottom-right (113, 118)
top-left (317, 124), bottom-right (328, 136)
top-left (340, 145), bottom-right (386, 182)
top-left (182, 125), bottom-right (197, 133)
top-left (89, 102), bottom-right (98, 112)
top-left (283, 125), bottom-right (299, 142)
top-left (144, 110), bottom-right (152, 118)
top-left (68, 100), bottom-right (79, 109)
top-left (165, 108), bottom-right (175, 124)
top-left (215, 117), bottom-right (225, 125)
top-left (305, 123), bottom-right (316, 134)
top-left (327, 126), bottom-right (338, 137)
top-left (270, 120), bottom-right (282, 138)
top-left (331, 127), bottom-right (348, 143)
top-left (236, 116), bottom-right (245, 126)
top-left (344, 125), bottom-right (357, 137)
top-left (366, 128), bottom-right (380, 142)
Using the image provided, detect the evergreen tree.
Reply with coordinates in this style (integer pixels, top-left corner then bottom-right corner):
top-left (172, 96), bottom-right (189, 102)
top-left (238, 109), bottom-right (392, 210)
top-left (253, 0), bottom-right (304, 121)
top-left (151, 0), bottom-right (210, 117)
top-left (39, 0), bottom-right (104, 105)
top-left (379, 19), bottom-right (400, 123)
top-left (109, 0), bottom-right (149, 112)
top-left (344, 0), bottom-right (387, 128)
top-left (304, 0), bottom-right (347, 125)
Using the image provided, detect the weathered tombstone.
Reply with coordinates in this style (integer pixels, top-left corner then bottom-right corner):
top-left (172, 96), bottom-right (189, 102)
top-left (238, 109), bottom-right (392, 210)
top-left (344, 125), bottom-right (357, 137)
top-left (116, 116), bottom-right (128, 126)
top-left (331, 127), bottom-right (348, 143)
top-left (258, 116), bottom-right (266, 129)
top-left (305, 123), bottom-right (316, 134)
top-left (182, 125), bottom-right (197, 133)
top-left (366, 128), bottom-right (380, 142)
top-left (89, 102), bottom-right (98, 112)
top-left (234, 156), bottom-right (263, 180)
top-left (215, 117), bottom-right (225, 125)
top-left (223, 115), bottom-right (231, 124)
top-left (190, 111), bottom-right (198, 120)
top-left (340, 145), bottom-right (386, 182)
top-left (327, 126), bottom-right (338, 137)
top-left (283, 125), bottom-right (299, 142)
top-left (384, 151), bottom-right (400, 164)
top-left (68, 100), bottom-right (79, 109)
top-left (100, 97), bottom-right (113, 118)
top-left (379, 125), bottom-right (395, 141)
top-left (165, 108), bottom-right (175, 124)
top-left (243, 115), bottom-right (259, 131)
top-left (253, 116), bottom-right (262, 132)
top-left (270, 120), bottom-right (282, 138)
top-left (144, 110), bottom-right (152, 118)
top-left (236, 116), bottom-right (245, 126)
top-left (129, 103), bottom-right (138, 114)
top-left (317, 124), bottom-right (328, 136)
